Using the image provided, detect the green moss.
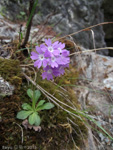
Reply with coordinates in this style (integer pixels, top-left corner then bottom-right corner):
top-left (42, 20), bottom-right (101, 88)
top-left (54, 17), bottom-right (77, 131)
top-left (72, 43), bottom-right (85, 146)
top-left (29, 65), bottom-right (87, 149)
top-left (0, 58), bottom-right (22, 90)
top-left (0, 60), bottom-right (87, 149)
top-left (36, 65), bottom-right (79, 107)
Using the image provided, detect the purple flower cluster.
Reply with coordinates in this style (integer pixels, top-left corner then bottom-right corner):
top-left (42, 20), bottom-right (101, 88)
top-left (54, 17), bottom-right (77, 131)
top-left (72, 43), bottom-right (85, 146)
top-left (30, 39), bottom-right (70, 80)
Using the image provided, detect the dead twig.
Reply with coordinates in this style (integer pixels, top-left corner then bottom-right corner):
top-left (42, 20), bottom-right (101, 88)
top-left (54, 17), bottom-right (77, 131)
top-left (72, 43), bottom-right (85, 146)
top-left (14, 122), bottom-right (24, 144)
top-left (69, 47), bottom-right (113, 56)
top-left (22, 72), bottom-right (83, 120)
top-left (58, 22), bottom-right (113, 40)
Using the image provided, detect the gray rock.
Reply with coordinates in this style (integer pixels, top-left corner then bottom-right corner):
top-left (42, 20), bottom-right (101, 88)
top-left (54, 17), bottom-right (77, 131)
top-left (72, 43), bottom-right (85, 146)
top-left (74, 50), bottom-right (113, 149)
top-left (99, 133), bottom-right (105, 142)
top-left (88, 128), bottom-right (97, 150)
top-left (74, 51), bottom-right (113, 114)
top-left (0, 0), bottom-right (29, 20)
top-left (0, 0), bottom-right (110, 55)
top-left (0, 76), bottom-right (14, 97)
top-left (102, 0), bottom-right (113, 56)
top-left (0, 18), bottom-right (19, 42)
top-left (102, 0), bottom-right (113, 40)
top-left (36, 0), bottom-right (107, 55)
top-left (0, 17), bottom-right (54, 49)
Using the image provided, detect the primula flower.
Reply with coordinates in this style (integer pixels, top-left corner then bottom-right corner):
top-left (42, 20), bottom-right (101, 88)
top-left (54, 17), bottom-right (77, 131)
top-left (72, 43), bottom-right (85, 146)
top-left (57, 65), bottom-right (67, 76)
top-left (57, 42), bottom-right (65, 53)
top-left (42, 66), bottom-right (54, 80)
top-left (57, 51), bottom-right (70, 65)
top-left (48, 56), bottom-right (59, 68)
top-left (44, 39), bottom-right (60, 57)
top-left (30, 38), bottom-right (70, 80)
top-left (30, 46), bottom-right (48, 68)
top-left (56, 64), bottom-right (69, 76)
top-left (42, 66), bottom-right (61, 80)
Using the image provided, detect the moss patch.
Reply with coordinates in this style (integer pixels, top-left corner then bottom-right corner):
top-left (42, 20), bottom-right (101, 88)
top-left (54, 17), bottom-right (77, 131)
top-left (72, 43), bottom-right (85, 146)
top-left (0, 58), bottom-right (87, 149)
top-left (0, 58), bottom-right (22, 91)
top-left (0, 96), bottom-right (87, 150)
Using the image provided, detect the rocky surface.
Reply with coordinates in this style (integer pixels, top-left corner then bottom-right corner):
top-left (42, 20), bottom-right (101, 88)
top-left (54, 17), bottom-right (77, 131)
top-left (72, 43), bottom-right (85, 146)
top-left (73, 51), bottom-right (113, 149)
top-left (0, 16), bottom-right (113, 149)
top-left (0, 0), bottom-right (29, 20)
top-left (102, 0), bottom-right (113, 41)
top-left (0, 18), bottom-right (54, 51)
top-left (0, 1), bottom-right (113, 149)
top-left (0, 18), bottom-right (19, 42)
top-left (0, 0), bottom-right (112, 55)
top-left (102, 0), bottom-right (113, 56)
top-left (38, 0), bottom-right (107, 54)
top-left (0, 76), bottom-right (14, 97)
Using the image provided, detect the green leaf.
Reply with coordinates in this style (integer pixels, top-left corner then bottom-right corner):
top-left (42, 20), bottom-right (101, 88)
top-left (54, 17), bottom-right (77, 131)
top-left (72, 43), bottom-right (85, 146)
top-left (22, 103), bottom-right (33, 111)
top-left (37, 102), bottom-right (55, 111)
top-left (16, 110), bottom-right (33, 120)
top-left (36, 100), bottom-right (45, 109)
top-left (20, 11), bottom-right (26, 16)
top-left (20, 32), bottom-right (23, 40)
top-left (34, 90), bottom-right (41, 105)
top-left (28, 112), bottom-right (41, 126)
top-left (34, 114), bottom-right (41, 126)
top-left (27, 89), bottom-right (33, 99)
top-left (28, 112), bottom-right (36, 125)
top-left (26, 0), bottom-right (39, 27)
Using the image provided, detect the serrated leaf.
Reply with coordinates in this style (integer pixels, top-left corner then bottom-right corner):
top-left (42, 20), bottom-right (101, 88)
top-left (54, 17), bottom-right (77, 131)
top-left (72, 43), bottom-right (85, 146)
top-left (37, 102), bottom-right (55, 111)
top-left (28, 112), bottom-right (41, 126)
top-left (16, 110), bottom-right (33, 120)
top-left (34, 90), bottom-right (41, 105)
top-left (27, 89), bottom-right (33, 99)
top-left (36, 100), bottom-right (45, 110)
top-left (22, 103), bottom-right (33, 110)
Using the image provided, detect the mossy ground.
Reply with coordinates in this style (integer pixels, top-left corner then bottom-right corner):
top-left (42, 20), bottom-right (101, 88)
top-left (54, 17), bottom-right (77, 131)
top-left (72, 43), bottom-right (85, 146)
top-left (0, 50), bottom-right (87, 150)
top-left (0, 58), bottom-right (22, 91)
